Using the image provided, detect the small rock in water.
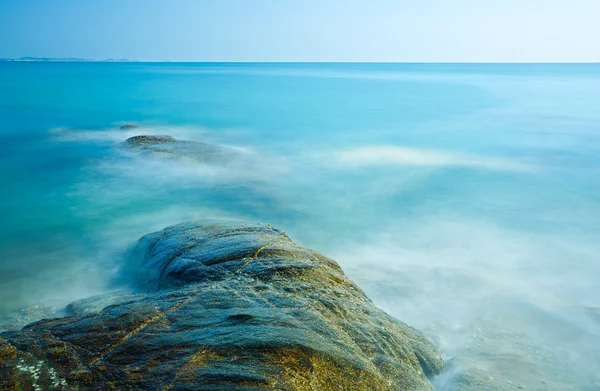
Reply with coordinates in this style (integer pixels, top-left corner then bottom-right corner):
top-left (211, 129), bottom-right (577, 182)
top-left (123, 134), bottom-right (177, 146)
top-left (119, 123), bottom-right (140, 130)
top-left (123, 134), bottom-right (237, 165)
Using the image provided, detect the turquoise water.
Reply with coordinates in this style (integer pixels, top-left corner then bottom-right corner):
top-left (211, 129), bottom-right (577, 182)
top-left (1, 63), bottom-right (599, 390)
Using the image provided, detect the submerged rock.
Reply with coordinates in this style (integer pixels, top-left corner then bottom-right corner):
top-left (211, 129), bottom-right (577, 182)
top-left (0, 220), bottom-right (442, 390)
top-left (120, 123), bottom-right (140, 130)
top-left (0, 305), bottom-right (56, 333)
top-left (587, 307), bottom-right (600, 325)
top-left (123, 135), bottom-right (237, 164)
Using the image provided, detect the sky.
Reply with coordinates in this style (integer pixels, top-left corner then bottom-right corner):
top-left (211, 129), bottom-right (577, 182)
top-left (0, 0), bottom-right (599, 62)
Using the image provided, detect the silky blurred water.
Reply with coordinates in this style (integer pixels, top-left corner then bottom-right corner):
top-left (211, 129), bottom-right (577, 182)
top-left (1, 63), bottom-right (599, 390)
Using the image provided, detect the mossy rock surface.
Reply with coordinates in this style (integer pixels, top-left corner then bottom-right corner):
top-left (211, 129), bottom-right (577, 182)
top-left (0, 220), bottom-right (442, 390)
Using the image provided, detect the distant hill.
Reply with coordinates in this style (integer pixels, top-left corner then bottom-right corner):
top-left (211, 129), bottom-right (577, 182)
top-left (0, 57), bottom-right (137, 62)
top-left (101, 58), bottom-right (136, 62)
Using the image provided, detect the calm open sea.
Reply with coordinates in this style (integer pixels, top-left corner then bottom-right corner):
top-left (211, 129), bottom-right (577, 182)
top-left (1, 62), bottom-right (599, 390)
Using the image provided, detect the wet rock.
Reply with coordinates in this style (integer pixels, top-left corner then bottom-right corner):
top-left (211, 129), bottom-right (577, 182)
top-left (0, 220), bottom-right (442, 390)
top-left (123, 135), bottom-right (236, 164)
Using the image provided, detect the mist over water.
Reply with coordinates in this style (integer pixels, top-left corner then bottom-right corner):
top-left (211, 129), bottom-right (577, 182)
top-left (1, 63), bottom-right (599, 390)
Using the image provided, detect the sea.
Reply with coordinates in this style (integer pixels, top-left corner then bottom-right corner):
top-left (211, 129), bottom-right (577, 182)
top-left (0, 62), bottom-right (598, 390)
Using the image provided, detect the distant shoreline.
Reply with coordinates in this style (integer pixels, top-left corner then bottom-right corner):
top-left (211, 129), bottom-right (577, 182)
top-left (0, 57), bottom-right (136, 62)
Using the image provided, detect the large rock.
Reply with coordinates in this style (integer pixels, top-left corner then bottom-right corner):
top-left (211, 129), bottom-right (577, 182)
top-left (0, 220), bottom-right (442, 390)
top-left (123, 135), bottom-right (237, 164)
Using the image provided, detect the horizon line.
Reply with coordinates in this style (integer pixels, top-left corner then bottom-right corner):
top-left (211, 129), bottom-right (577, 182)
top-left (1, 59), bottom-right (600, 65)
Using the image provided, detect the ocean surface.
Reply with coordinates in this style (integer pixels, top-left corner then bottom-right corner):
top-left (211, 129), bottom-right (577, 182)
top-left (0, 62), bottom-right (599, 390)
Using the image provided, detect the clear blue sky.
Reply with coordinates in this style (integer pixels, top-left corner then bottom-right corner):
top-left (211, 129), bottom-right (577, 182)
top-left (1, 0), bottom-right (599, 62)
